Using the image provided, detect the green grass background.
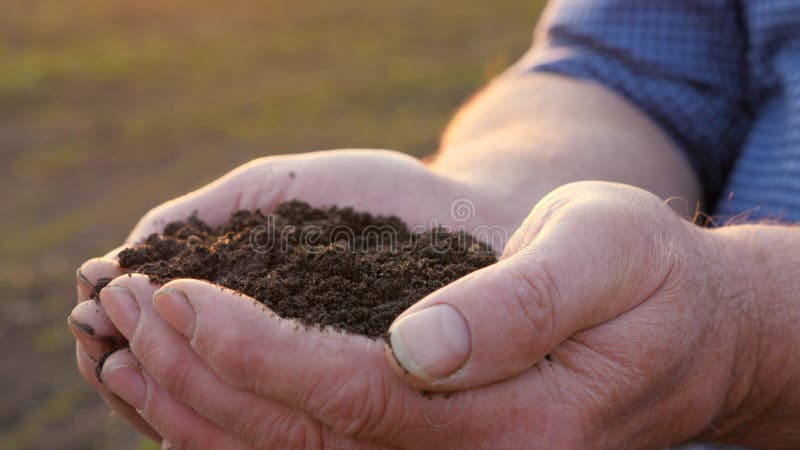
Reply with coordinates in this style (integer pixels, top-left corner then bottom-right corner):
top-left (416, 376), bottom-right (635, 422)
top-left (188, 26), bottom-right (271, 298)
top-left (0, 1), bottom-right (546, 448)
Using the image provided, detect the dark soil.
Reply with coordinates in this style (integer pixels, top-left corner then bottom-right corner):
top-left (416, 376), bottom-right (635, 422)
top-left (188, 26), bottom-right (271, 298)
top-left (114, 200), bottom-right (496, 337)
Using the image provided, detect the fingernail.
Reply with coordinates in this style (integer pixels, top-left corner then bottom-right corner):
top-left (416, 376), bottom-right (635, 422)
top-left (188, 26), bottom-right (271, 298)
top-left (68, 315), bottom-right (123, 360)
top-left (76, 269), bottom-right (93, 301)
top-left (102, 362), bottom-right (147, 411)
top-left (67, 316), bottom-right (101, 358)
top-left (67, 315), bottom-right (95, 337)
top-left (99, 286), bottom-right (140, 337)
top-left (153, 287), bottom-right (196, 338)
top-left (389, 304), bottom-right (470, 381)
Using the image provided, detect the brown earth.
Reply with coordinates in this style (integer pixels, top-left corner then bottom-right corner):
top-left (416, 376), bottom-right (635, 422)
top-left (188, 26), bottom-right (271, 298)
top-left (114, 200), bottom-right (496, 337)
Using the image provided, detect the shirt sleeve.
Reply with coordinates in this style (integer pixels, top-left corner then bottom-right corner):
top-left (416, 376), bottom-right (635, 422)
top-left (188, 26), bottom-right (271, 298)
top-left (509, 0), bottom-right (753, 203)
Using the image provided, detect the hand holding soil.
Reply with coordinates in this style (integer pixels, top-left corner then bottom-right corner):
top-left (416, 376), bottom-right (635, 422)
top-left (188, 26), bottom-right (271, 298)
top-left (69, 148), bottom-right (517, 446)
top-left (70, 170), bottom-right (762, 448)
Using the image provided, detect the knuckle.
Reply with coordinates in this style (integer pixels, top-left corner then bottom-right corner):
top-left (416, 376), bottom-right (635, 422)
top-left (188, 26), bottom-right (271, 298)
top-left (197, 328), bottom-right (259, 389)
top-left (504, 261), bottom-right (559, 351)
top-left (140, 344), bottom-right (196, 401)
top-left (234, 412), bottom-right (274, 449)
top-left (256, 412), bottom-right (322, 450)
top-left (310, 371), bottom-right (399, 440)
top-left (278, 420), bottom-right (315, 450)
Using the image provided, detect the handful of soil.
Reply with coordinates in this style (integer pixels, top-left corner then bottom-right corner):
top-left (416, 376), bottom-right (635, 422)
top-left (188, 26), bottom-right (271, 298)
top-left (115, 200), bottom-right (496, 338)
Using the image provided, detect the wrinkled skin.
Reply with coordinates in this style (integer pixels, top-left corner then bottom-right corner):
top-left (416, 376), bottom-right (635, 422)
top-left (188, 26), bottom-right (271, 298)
top-left (70, 152), bottom-right (743, 449)
top-left (70, 149), bottom-right (514, 448)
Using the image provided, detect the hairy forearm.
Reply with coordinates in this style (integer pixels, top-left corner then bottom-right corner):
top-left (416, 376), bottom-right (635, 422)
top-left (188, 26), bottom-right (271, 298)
top-left (705, 224), bottom-right (800, 448)
top-left (428, 73), bottom-right (701, 230)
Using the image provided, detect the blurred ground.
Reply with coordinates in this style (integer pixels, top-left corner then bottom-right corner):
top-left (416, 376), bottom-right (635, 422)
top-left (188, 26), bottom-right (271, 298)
top-left (0, 1), bottom-right (544, 448)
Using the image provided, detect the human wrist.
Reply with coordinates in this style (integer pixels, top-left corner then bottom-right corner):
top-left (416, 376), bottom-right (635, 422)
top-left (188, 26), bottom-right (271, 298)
top-left (700, 224), bottom-right (800, 447)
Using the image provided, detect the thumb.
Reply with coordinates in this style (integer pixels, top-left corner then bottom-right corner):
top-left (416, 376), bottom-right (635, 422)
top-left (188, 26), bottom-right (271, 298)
top-left (385, 182), bottom-right (676, 391)
top-left (386, 252), bottom-right (578, 391)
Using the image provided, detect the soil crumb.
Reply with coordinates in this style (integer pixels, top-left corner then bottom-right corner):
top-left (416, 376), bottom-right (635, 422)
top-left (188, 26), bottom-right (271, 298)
top-left (116, 200), bottom-right (496, 337)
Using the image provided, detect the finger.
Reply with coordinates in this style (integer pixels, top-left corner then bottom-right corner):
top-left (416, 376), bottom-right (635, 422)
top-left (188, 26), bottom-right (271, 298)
top-left (100, 349), bottom-right (255, 450)
top-left (386, 183), bottom-right (680, 390)
top-left (75, 343), bottom-right (161, 442)
top-left (75, 259), bottom-right (157, 441)
top-left (151, 279), bottom-right (596, 448)
top-left (149, 278), bottom-right (418, 442)
top-left (71, 258), bottom-right (128, 358)
top-left (68, 301), bottom-right (126, 359)
top-left (125, 157), bottom-right (296, 244)
top-left (76, 257), bottom-right (126, 303)
top-left (100, 274), bottom-right (340, 449)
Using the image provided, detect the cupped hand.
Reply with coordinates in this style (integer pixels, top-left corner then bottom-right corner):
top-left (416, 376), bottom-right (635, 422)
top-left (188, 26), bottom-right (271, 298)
top-left (68, 149), bottom-right (514, 446)
top-left (80, 180), bottom-right (746, 448)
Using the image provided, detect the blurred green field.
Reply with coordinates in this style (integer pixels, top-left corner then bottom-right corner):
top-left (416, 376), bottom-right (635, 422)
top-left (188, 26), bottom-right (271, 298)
top-left (0, 1), bottom-right (545, 448)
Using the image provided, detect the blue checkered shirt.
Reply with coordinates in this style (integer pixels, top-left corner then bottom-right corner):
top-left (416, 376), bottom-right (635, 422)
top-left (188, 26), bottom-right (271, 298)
top-left (513, 0), bottom-right (800, 222)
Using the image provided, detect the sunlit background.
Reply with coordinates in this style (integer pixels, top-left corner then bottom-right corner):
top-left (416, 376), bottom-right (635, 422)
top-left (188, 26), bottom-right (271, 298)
top-left (0, 1), bottom-right (545, 448)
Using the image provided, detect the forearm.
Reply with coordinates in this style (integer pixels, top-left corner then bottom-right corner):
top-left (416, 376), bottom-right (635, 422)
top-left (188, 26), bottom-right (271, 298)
top-left (705, 224), bottom-right (800, 448)
top-left (428, 73), bottom-right (701, 230)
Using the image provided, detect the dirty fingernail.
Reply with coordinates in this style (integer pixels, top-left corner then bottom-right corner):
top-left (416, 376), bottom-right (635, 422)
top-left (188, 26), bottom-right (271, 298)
top-left (67, 316), bottom-right (101, 356)
top-left (67, 315), bottom-right (94, 337)
top-left (153, 287), bottom-right (196, 338)
top-left (100, 285), bottom-right (140, 337)
top-left (389, 304), bottom-right (470, 381)
top-left (67, 315), bottom-right (122, 360)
